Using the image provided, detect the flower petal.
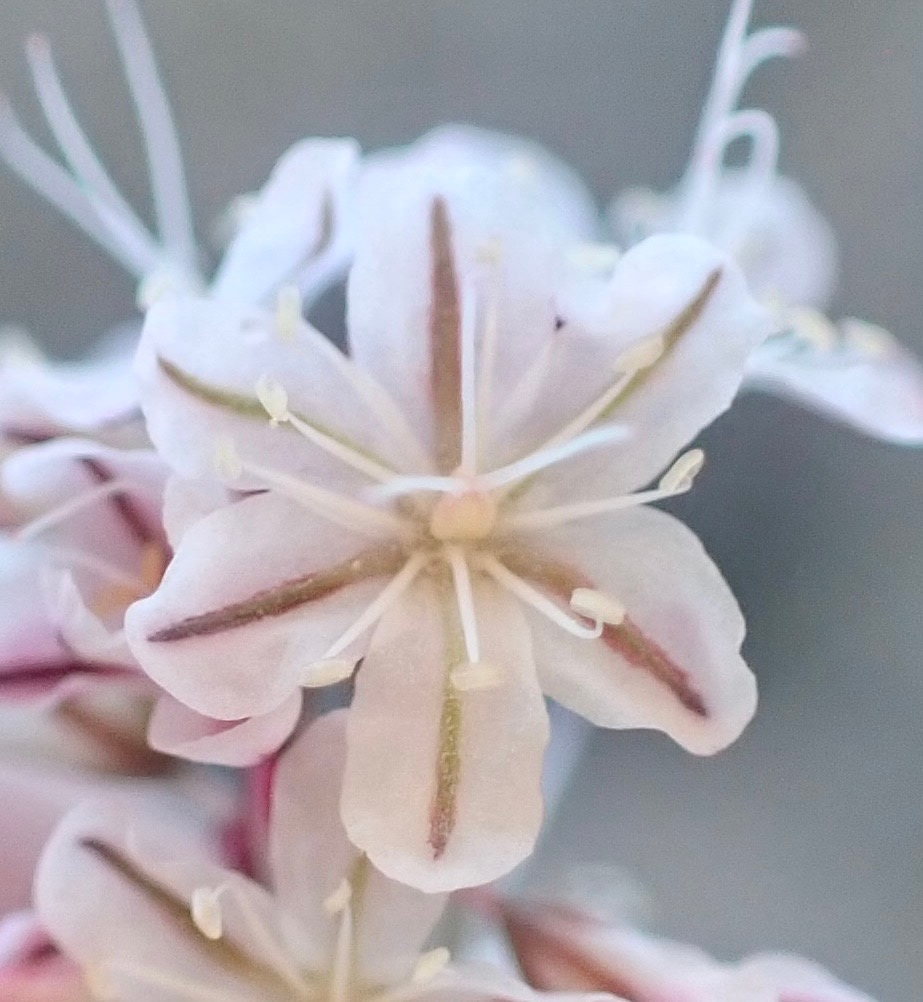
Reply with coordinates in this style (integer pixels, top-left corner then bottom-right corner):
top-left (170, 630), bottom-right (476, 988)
top-left (348, 136), bottom-right (597, 469)
top-left (136, 293), bottom-right (417, 490)
top-left (746, 315), bottom-right (923, 444)
top-left (125, 492), bottom-right (401, 720)
top-left (211, 138), bottom-right (361, 309)
top-left (270, 711), bottom-right (446, 983)
top-left (341, 577), bottom-right (549, 892)
top-left (510, 234), bottom-right (771, 500)
top-left (510, 506), bottom-right (755, 755)
top-left (35, 804), bottom-right (300, 1002)
top-left (147, 692), bottom-right (303, 767)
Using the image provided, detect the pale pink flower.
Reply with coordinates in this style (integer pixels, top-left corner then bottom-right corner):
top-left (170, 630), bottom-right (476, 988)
top-left (501, 901), bottom-right (875, 1002)
top-left (36, 711), bottom-right (601, 1002)
top-left (124, 138), bottom-right (768, 890)
top-left (610, 0), bottom-right (923, 444)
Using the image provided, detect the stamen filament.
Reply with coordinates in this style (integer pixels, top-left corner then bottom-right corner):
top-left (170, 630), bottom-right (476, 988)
top-left (480, 423), bottom-right (628, 491)
top-left (25, 35), bottom-right (156, 263)
top-left (477, 555), bottom-right (602, 640)
top-left (328, 896), bottom-right (354, 1002)
top-left (0, 98), bottom-right (154, 276)
top-left (445, 545), bottom-right (480, 664)
top-left (238, 458), bottom-right (408, 539)
top-left (15, 479), bottom-right (139, 541)
top-left (321, 552), bottom-right (428, 660)
top-left (95, 961), bottom-right (257, 1002)
top-left (365, 474), bottom-right (460, 502)
top-left (255, 374), bottom-right (400, 483)
top-left (103, 0), bottom-right (199, 273)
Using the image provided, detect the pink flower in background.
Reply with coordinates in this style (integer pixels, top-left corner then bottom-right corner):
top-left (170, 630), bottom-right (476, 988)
top-left (501, 901), bottom-right (875, 1002)
top-left (610, 0), bottom-right (923, 444)
top-left (36, 711), bottom-right (603, 1002)
top-left (125, 138), bottom-right (768, 890)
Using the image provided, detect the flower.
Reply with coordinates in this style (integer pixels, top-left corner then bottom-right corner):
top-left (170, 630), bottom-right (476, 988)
top-left (125, 137), bottom-right (768, 891)
top-left (500, 900), bottom-right (875, 1002)
top-left (35, 710), bottom-right (599, 1002)
top-left (609, 0), bottom-right (923, 444)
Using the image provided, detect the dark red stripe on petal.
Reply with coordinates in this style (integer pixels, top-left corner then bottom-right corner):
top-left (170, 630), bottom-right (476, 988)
top-left (0, 659), bottom-right (129, 693)
top-left (147, 544), bottom-right (407, 643)
top-left (498, 546), bottom-right (708, 718)
top-left (80, 456), bottom-right (156, 547)
top-left (78, 838), bottom-right (291, 989)
top-left (429, 197), bottom-right (463, 473)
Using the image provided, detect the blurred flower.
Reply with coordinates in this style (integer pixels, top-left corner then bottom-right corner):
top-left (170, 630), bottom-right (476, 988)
top-left (501, 900), bottom-right (875, 1002)
top-left (610, 0), bottom-right (923, 444)
top-left (125, 138), bottom-right (767, 891)
top-left (35, 711), bottom-right (593, 1002)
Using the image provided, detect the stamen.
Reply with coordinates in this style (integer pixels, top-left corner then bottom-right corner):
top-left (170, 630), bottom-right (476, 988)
top-left (15, 478), bottom-right (138, 541)
top-left (323, 878), bottom-right (352, 915)
top-left (191, 886), bottom-right (224, 940)
top-left (255, 373), bottom-right (398, 483)
top-left (299, 658), bottom-right (355, 688)
top-left (445, 546), bottom-right (480, 664)
top-left (501, 449), bottom-right (705, 532)
top-left (320, 552), bottom-right (428, 660)
top-left (328, 890), bottom-right (354, 1002)
top-left (411, 947), bottom-right (451, 984)
top-left (459, 283), bottom-right (480, 475)
top-left (0, 97), bottom-right (154, 276)
top-left (570, 588), bottom-right (626, 627)
top-left (478, 555), bottom-right (602, 640)
top-left (658, 448), bottom-right (705, 493)
top-left (365, 474), bottom-right (460, 502)
top-left (92, 960), bottom-right (256, 1002)
top-left (534, 334), bottom-right (664, 455)
top-left (717, 108), bottom-right (780, 188)
top-left (103, 0), bottom-right (199, 273)
top-left (481, 423), bottom-right (629, 491)
top-left (24, 34), bottom-right (158, 268)
top-left (239, 457), bottom-right (408, 539)
top-left (274, 285), bottom-right (302, 341)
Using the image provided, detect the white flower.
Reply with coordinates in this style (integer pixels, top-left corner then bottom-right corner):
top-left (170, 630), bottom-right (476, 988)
top-left (609, 0), bottom-right (923, 444)
top-left (124, 138), bottom-right (768, 891)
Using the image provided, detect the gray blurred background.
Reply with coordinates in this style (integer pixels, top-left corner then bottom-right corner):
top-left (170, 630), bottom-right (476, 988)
top-left (0, 1), bottom-right (920, 998)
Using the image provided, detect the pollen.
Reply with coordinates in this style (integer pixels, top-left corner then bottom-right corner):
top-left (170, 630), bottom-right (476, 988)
top-left (411, 947), bottom-right (451, 984)
top-left (323, 878), bottom-right (352, 915)
top-left (300, 658), bottom-right (355, 688)
top-left (429, 488), bottom-right (497, 542)
top-left (570, 588), bottom-right (626, 627)
top-left (191, 887), bottom-right (223, 941)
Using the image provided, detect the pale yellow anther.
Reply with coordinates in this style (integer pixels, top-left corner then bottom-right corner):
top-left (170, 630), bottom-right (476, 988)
top-left (323, 878), bottom-right (353, 915)
top-left (659, 448), bottom-right (705, 494)
top-left (430, 489), bottom-right (498, 542)
top-left (614, 332), bottom-right (665, 375)
top-left (842, 318), bottom-right (893, 359)
top-left (570, 588), bottom-right (626, 627)
top-left (213, 436), bottom-right (243, 480)
top-left (450, 661), bottom-right (501, 692)
top-left (411, 947), bottom-right (451, 984)
top-left (300, 659), bottom-right (355, 688)
top-left (256, 373), bottom-right (290, 425)
top-left (191, 887), bottom-right (223, 941)
top-left (85, 964), bottom-right (118, 1001)
top-left (275, 285), bottom-right (303, 341)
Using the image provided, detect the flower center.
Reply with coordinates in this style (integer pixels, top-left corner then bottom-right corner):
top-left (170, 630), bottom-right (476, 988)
top-left (428, 485), bottom-right (498, 542)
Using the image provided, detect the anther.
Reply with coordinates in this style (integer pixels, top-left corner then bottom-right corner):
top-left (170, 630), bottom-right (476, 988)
top-left (212, 436), bottom-right (243, 480)
top-left (255, 373), bottom-right (290, 425)
top-left (450, 662), bottom-right (501, 692)
top-left (658, 448), bottom-right (705, 494)
top-left (411, 947), bottom-right (451, 984)
top-left (570, 588), bottom-right (626, 627)
top-left (323, 878), bottom-right (352, 915)
top-left (275, 285), bottom-right (302, 341)
top-left (614, 332), bottom-right (666, 375)
top-left (300, 659), bottom-right (355, 688)
top-left (191, 887), bottom-right (223, 941)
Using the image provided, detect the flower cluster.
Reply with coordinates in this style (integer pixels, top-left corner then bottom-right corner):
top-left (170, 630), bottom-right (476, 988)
top-left (0, 0), bottom-right (909, 999)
